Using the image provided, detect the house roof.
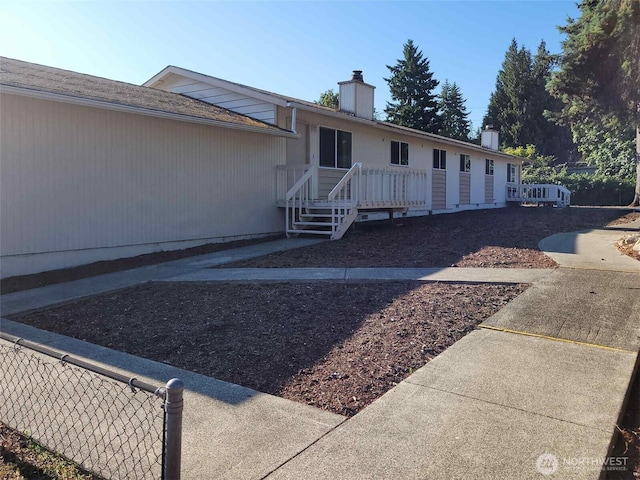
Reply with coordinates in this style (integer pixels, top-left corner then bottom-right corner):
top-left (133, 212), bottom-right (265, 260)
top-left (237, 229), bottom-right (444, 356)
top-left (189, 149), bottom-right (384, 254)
top-left (146, 65), bottom-right (522, 162)
top-left (0, 57), bottom-right (296, 137)
top-left (144, 65), bottom-right (337, 113)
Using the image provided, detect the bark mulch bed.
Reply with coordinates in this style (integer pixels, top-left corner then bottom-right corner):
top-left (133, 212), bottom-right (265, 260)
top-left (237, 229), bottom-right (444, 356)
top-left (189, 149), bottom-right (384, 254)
top-left (9, 282), bottom-right (526, 417)
top-left (225, 207), bottom-right (638, 269)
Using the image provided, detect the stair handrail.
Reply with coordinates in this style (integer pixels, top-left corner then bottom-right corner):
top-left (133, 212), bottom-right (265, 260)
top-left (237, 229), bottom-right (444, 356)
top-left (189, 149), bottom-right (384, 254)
top-left (328, 162), bottom-right (361, 202)
top-left (286, 164), bottom-right (317, 201)
top-left (285, 164), bottom-right (317, 237)
top-left (327, 163), bottom-right (361, 238)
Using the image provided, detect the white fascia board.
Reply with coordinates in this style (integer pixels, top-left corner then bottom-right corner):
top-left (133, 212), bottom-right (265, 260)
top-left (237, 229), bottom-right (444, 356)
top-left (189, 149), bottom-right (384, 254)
top-left (144, 66), bottom-right (289, 108)
top-left (1, 85), bottom-right (298, 138)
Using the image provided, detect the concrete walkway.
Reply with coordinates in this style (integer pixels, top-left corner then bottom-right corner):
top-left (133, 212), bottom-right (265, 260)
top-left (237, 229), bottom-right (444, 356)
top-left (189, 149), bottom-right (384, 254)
top-left (161, 266), bottom-right (554, 284)
top-left (1, 220), bottom-right (639, 479)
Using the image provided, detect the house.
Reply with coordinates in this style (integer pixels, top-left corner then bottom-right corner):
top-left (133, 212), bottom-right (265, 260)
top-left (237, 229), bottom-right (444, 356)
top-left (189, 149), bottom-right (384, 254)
top-left (1, 57), bottom-right (540, 279)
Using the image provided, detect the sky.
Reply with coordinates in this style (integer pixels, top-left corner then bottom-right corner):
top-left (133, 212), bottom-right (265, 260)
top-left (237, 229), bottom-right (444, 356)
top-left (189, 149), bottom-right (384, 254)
top-left (0, 0), bottom-right (580, 131)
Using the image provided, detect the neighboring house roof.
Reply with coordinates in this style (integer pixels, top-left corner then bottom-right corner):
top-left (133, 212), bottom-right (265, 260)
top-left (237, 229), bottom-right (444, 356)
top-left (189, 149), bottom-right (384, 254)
top-left (0, 57), bottom-right (296, 137)
top-left (145, 65), bottom-right (522, 163)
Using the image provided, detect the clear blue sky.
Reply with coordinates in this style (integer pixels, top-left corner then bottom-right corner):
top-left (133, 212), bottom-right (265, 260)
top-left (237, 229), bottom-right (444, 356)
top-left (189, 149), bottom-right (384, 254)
top-left (0, 1), bottom-right (580, 131)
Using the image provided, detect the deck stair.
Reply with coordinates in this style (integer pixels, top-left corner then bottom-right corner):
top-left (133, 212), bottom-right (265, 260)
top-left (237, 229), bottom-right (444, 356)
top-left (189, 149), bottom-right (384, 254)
top-left (284, 163), bottom-right (427, 240)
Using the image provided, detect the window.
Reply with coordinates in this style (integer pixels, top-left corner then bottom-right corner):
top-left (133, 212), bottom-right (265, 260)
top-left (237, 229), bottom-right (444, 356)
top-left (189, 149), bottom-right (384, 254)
top-left (320, 127), bottom-right (352, 168)
top-left (485, 159), bottom-right (494, 175)
top-left (460, 154), bottom-right (471, 173)
top-left (507, 163), bottom-right (517, 183)
top-left (433, 149), bottom-right (447, 169)
top-left (391, 141), bottom-right (409, 166)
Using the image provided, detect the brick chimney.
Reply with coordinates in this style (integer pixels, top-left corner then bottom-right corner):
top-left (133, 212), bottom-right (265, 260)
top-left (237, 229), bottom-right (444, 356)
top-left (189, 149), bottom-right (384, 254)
top-left (338, 70), bottom-right (375, 120)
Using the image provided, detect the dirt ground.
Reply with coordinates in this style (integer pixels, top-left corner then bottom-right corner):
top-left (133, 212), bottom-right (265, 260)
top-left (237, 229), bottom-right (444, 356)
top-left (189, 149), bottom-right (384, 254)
top-left (10, 282), bottom-right (525, 417)
top-left (225, 207), bottom-right (640, 269)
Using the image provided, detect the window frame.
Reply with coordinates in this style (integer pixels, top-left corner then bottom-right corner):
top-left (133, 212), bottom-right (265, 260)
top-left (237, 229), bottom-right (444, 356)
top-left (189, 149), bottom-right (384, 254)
top-left (433, 149), bottom-right (447, 170)
top-left (507, 163), bottom-right (517, 183)
top-left (459, 154), bottom-right (471, 173)
top-left (391, 140), bottom-right (409, 166)
top-left (319, 126), bottom-right (353, 169)
top-left (485, 159), bottom-right (495, 175)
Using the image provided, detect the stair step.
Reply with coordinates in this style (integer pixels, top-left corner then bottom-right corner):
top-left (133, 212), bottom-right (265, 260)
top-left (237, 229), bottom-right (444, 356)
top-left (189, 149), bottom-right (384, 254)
top-left (300, 213), bottom-right (333, 218)
top-left (294, 221), bottom-right (333, 227)
top-left (287, 229), bottom-right (333, 236)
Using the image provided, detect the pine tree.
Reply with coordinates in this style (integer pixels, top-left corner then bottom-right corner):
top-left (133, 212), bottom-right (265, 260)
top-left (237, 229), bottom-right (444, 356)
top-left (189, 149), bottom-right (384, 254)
top-left (484, 39), bottom-right (574, 161)
top-left (384, 39), bottom-right (441, 133)
top-left (438, 80), bottom-right (471, 141)
top-left (483, 39), bottom-right (533, 148)
top-left (549, 0), bottom-right (640, 205)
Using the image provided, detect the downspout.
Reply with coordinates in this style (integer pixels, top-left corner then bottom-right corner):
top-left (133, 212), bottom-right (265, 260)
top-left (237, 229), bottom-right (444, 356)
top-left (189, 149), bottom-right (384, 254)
top-left (286, 102), bottom-right (297, 134)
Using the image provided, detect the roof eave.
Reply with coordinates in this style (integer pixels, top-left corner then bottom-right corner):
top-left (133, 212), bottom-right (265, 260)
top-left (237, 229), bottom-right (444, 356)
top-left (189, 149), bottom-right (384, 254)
top-left (287, 101), bottom-right (522, 162)
top-left (0, 85), bottom-right (298, 138)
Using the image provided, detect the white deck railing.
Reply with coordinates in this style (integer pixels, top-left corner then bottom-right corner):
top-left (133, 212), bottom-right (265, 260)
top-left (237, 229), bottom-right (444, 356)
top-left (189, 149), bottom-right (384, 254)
top-left (357, 166), bottom-right (427, 208)
top-left (507, 184), bottom-right (571, 207)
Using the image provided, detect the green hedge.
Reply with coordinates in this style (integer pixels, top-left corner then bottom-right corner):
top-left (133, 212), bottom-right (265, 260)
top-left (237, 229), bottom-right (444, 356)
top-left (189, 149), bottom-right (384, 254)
top-left (522, 169), bottom-right (636, 206)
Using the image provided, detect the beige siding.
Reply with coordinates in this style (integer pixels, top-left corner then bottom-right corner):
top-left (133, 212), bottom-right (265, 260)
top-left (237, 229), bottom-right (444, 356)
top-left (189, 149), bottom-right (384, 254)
top-left (485, 175), bottom-right (495, 203)
top-left (318, 167), bottom-right (348, 198)
top-left (459, 173), bottom-right (471, 204)
top-left (432, 170), bottom-right (446, 209)
top-left (0, 93), bottom-right (285, 276)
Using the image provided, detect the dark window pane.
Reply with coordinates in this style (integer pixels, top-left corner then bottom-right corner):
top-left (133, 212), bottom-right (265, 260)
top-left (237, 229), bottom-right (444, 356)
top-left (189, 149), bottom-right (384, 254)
top-left (485, 159), bottom-right (490, 175)
top-left (460, 155), bottom-right (465, 172)
top-left (391, 141), bottom-right (399, 165)
top-left (433, 149), bottom-right (439, 169)
top-left (337, 130), bottom-right (352, 168)
top-left (441, 150), bottom-right (446, 169)
top-left (507, 163), bottom-right (512, 182)
top-left (319, 127), bottom-right (335, 167)
top-left (401, 142), bottom-right (409, 165)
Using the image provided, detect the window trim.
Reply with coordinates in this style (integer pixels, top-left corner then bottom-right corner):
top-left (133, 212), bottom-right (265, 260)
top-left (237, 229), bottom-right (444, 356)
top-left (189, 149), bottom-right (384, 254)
top-left (433, 149), bottom-right (447, 170)
top-left (391, 140), bottom-right (409, 166)
top-left (319, 126), bottom-right (353, 169)
top-left (485, 159), bottom-right (495, 176)
top-left (460, 154), bottom-right (471, 173)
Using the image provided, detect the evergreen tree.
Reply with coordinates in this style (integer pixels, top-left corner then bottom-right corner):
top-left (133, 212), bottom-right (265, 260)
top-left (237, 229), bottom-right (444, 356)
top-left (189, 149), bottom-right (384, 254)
top-left (549, 0), bottom-right (640, 205)
top-left (438, 80), bottom-right (471, 141)
top-left (384, 39), bottom-right (441, 133)
top-left (316, 89), bottom-right (339, 109)
top-left (483, 39), bottom-right (574, 160)
top-left (483, 39), bottom-right (534, 148)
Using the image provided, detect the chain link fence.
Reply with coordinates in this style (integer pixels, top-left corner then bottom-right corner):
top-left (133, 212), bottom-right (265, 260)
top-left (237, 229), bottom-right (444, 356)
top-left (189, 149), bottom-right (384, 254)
top-left (0, 332), bottom-right (183, 479)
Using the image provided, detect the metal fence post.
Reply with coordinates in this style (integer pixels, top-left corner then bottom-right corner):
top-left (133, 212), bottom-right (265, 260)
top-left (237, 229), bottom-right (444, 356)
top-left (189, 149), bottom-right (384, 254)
top-left (164, 378), bottom-right (184, 480)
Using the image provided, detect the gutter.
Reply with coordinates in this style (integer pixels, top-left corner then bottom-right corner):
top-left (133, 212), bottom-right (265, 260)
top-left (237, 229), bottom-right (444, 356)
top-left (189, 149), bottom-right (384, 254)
top-left (1, 85), bottom-right (299, 139)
